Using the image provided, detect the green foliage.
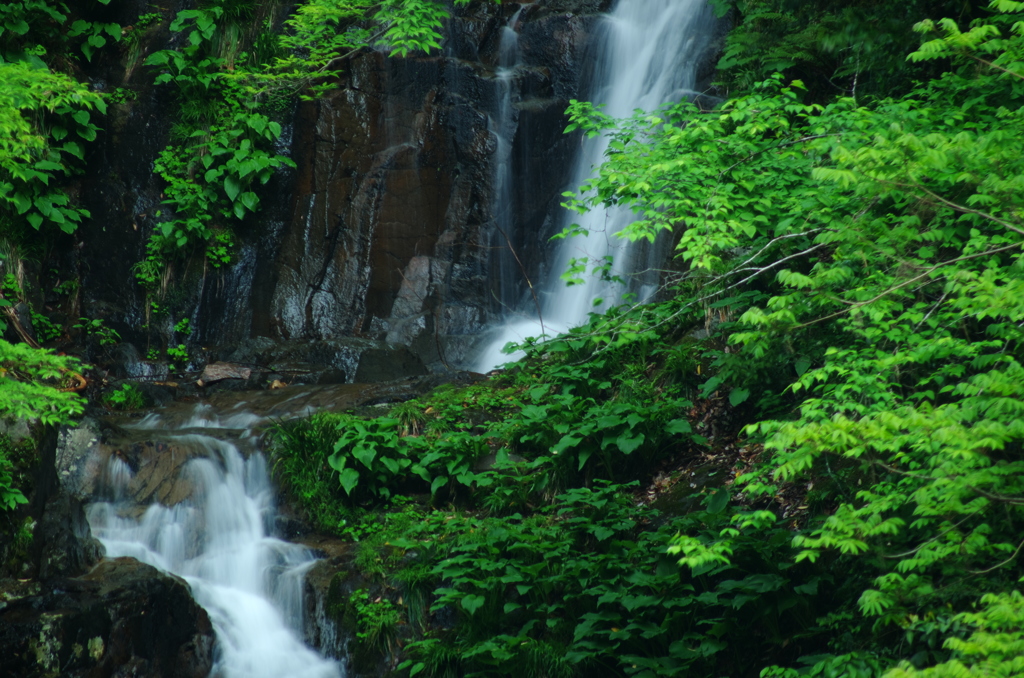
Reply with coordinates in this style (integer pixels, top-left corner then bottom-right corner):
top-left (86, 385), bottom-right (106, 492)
top-left (135, 4), bottom-right (293, 285)
top-left (30, 310), bottom-right (59, 343)
top-left (0, 0), bottom-right (123, 247)
top-left (546, 1), bottom-right (1024, 675)
top-left (359, 482), bottom-right (821, 678)
top-left (103, 383), bottom-right (146, 411)
top-left (278, 0), bottom-right (483, 70)
top-left (0, 60), bottom-right (106, 239)
top-left (707, 0), bottom-right (983, 99)
top-left (495, 304), bottom-right (708, 488)
top-left (271, 413), bottom-right (355, 534)
top-left (166, 343), bottom-right (188, 370)
top-left (276, 309), bottom-right (704, 511)
top-left (137, 0), bottom-right (494, 286)
top-left (281, 412), bottom-right (487, 505)
top-left (67, 16), bottom-right (121, 62)
top-left (883, 591), bottom-right (1024, 678)
top-left (349, 588), bottom-right (402, 656)
top-left (512, 2), bottom-right (1024, 676)
top-left (0, 339), bottom-right (83, 426)
top-left (74, 317), bottom-right (120, 347)
top-left (0, 435), bottom-right (28, 510)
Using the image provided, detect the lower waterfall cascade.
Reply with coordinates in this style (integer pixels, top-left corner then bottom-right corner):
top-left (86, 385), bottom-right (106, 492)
top-left (85, 404), bottom-right (343, 678)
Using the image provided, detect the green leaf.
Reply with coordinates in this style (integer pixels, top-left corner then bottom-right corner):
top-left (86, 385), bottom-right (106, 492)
top-left (224, 175), bottom-right (242, 201)
top-left (12, 193), bottom-right (31, 214)
top-left (700, 376), bottom-right (722, 398)
top-left (615, 432), bottom-right (645, 454)
top-left (353, 444), bottom-right (377, 469)
top-left (339, 468), bottom-right (360, 496)
top-left (706, 488), bottom-right (730, 515)
top-left (728, 388), bottom-right (750, 406)
top-left (461, 594), bottom-right (485, 615)
top-left (665, 418), bottom-right (691, 434)
top-left (239, 191), bottom-right (258, 212)
top-left (62, 142), bottom-right (84, 159)
top-left (430, 475), bottom-right (448, 495)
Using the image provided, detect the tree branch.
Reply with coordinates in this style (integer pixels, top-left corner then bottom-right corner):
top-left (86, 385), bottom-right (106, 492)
top-left (792, 240), bottom-right (1024, 330)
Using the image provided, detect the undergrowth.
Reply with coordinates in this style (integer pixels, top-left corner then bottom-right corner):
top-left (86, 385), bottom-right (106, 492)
top-left (270, 307), bottom-right (836, 677)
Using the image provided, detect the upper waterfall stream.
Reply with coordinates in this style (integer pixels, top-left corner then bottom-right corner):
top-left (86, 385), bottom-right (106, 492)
top-left (475, 0), bottom-right (717, 371)
top-left (85, 393), bottom-right (344, 678)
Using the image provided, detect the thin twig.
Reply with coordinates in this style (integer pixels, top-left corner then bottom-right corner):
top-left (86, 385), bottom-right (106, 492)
top-left (882, 510), bottom-right (981, 559)
top-left (912, 185), bottom-right (1024, 237)
top-left (970, 536), bottom-right (1024, 575)
top-left (968, 485), bottom-right (1024, 506)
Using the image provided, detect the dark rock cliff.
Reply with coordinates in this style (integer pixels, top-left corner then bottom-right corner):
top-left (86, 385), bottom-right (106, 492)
top-left (73, 0), bottom-right (613, 380)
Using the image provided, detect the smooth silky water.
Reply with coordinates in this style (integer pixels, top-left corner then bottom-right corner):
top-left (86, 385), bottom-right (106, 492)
top-left (475, 0), bottom-right (718, 371)
top-left (86, 403), bottom-right (342, 678)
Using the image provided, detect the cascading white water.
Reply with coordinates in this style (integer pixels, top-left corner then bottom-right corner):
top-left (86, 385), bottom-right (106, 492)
top-left (86, 409), bottom-right (341, 678)
top-left (475, 0), bottom-right (717, 371)
top-left (488, 8), bottom-right (525, 312)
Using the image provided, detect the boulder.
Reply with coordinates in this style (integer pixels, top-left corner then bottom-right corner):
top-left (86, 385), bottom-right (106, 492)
top-left (0, 557), bottom-right (214, 678)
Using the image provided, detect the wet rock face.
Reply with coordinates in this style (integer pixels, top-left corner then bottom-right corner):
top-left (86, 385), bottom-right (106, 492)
top-left (237, 1), bottom-right (610, 371)
top-left (72, 0), bottom-right (613, 377)
top-left (0, 557), bottom-right (214, 678)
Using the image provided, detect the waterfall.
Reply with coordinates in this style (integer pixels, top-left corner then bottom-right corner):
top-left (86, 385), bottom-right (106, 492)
top-left (86, 409), bottom-right (342, 678)
top-left (474, 0), bottom-right (717, 371)
top-left (488, 7), bottom-right (525, 313)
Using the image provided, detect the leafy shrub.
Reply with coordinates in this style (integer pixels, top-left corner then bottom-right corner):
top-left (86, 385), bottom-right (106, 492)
top-left (103, 383), bottom-right (146, 411)
top-left (372, 483), bottom-right (823, 678)
top-left (74, 317), bottom-right (120, 347)
top-left (0, 339), bottom-right (83, 425)
top-left (0, 442), bottom-right (26, 510)
top-left (348, 588), bottom-right (402, 657)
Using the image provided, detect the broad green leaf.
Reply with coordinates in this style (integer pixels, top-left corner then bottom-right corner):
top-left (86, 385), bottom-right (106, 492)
top-left (338, 468), bottom-right (359, 496)
top-left (224, 175), bottom-right (242, 202)
top-left (706, 488), bottom-right (730, 515)
top-left (461, 594), bottom-right (485, 615)
top-left (430, 475), bottom-right (448, 495)
top-left (728, 388), bottom-right (750, 406)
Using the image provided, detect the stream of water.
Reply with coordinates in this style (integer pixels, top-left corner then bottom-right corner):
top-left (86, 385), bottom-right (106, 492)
top-left (85, 404), bottom-right (342, 678)
top-left (474, 0), bottom-right (717, 371)
top-left (488, 8), bottom-right (525, 313)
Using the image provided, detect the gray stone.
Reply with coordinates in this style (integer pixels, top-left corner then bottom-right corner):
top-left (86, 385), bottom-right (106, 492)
top-left (54, 418), bottom-right (102, 503)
